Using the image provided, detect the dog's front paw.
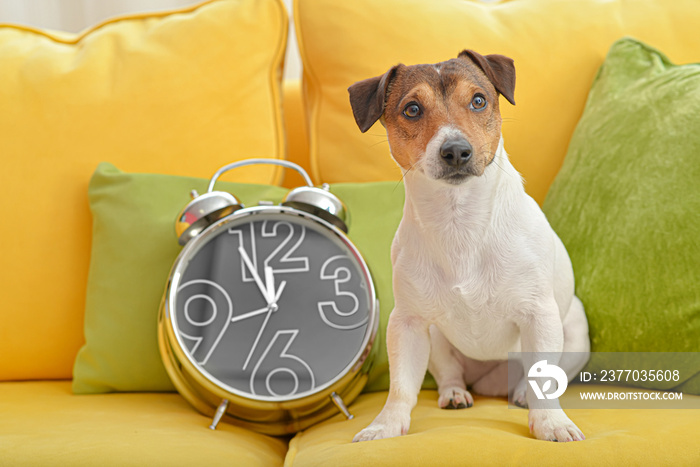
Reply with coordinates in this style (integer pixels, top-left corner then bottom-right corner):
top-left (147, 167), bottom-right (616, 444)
top-left (528, 409), bottom-right (585, 442)
top-left (352, 412), bottom-right (410, 442)
top-left (352, 424), bottom-right (400, 442)
top-left (438, 386), bottom-right (473, 409)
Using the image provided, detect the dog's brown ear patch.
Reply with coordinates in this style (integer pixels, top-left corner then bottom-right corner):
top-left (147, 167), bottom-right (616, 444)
top-left (458, 50), bottom-right (516, 106)
top-left (348, 65), bottom-right (400, 133)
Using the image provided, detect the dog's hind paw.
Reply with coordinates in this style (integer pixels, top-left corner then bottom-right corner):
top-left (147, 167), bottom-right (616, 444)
top-left (438, 387), bottom-right (474, 409)
top-left (511, 388), bottom-right (528, 408)
top-left (510, 378), bottom-right (528, 408)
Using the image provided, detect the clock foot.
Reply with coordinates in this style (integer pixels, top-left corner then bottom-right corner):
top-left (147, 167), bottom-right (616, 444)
top-left (331, 392), bottom-right (354, 420)
top-left (209, 399), bottom-right (230, 430)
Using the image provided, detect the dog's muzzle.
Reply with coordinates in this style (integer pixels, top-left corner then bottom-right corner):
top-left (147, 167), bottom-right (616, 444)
top-left (440, 138), bottom-right (473, 168)
top-left (438, 137), bottom-right (476, 183)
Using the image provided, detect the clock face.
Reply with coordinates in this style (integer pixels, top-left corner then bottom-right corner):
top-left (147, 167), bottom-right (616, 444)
top-left (169, 208), bottom-right (375, 401)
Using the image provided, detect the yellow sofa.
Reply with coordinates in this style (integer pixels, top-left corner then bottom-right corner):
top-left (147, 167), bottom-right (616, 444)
top-left (1, 0), bottom-right (698, 465)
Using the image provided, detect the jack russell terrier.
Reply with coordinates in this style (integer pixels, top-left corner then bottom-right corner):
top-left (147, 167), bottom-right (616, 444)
top-left (348, 50), bottom-right (590, 442)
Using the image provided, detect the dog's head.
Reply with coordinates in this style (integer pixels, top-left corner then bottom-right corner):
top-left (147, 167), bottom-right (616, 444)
top-left (348, 50), bottom-right (515, 185)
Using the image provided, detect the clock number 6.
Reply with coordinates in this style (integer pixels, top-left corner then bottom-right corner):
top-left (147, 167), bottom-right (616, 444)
top-left (249, 330), bottom-right (315, 397)
top-left (317, 255), bottom-right (368, 330)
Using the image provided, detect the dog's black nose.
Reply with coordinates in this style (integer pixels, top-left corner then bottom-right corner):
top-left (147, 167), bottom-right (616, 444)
top-left (440, 138), bottom-right (473, 167)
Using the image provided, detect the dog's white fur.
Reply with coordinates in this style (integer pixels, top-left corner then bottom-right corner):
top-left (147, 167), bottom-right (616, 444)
top-left (353, 128), bottom-right (590, 443)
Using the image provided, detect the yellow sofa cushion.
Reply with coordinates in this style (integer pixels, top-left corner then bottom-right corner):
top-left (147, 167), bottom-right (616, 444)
top-left (281, 80), bottom-right (312, 188)
top-left (0, 0), bottom-right (288, 381)
top-left (0, 381), bottom-right (287, 466)
top-left (294, 0), bottom-right (700, 203)
top-left (286, 388), bottom-right (700, 466)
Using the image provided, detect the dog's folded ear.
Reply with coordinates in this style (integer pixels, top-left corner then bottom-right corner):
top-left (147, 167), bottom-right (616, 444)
top-left (348, 65), bottom-right (400, 133)
top-left (458, 50), bottom-right (516, 106)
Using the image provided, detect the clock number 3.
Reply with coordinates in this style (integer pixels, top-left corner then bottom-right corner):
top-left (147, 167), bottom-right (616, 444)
top-left (249, 330), bottom-right (315, 397)
top-left (317, 255), bottom-right (368, 330)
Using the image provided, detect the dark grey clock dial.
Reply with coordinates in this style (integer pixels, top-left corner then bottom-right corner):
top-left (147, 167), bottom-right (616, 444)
top-left (172, 208), bottom-right (373, 401)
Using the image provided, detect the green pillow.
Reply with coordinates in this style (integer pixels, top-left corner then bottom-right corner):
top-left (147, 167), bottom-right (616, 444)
top-left (73, 163), bottom-right (405, 393)
top-left (542, 38), bottom-right (700, 393)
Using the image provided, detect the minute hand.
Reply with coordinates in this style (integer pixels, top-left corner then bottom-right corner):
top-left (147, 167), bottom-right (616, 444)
top-left (238, 246), bottom-right (271, 304)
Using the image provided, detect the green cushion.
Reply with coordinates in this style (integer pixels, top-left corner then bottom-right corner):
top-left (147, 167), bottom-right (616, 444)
top-left (542, 38), bottom-right (700, 393)
top-left (73, 163), bottom-right (405, 393)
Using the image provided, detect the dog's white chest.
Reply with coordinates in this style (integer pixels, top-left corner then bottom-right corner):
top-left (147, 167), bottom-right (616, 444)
top-left (399, 243), bottom-right (521, 360)
top-left (439, 274), bottom-right (519, 360)
top-left (436, 310), bottom-right (520, 361)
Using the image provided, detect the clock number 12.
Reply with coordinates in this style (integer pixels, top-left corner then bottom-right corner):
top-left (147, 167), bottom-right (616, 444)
top-left (229, 221), bottom-right (310, 281)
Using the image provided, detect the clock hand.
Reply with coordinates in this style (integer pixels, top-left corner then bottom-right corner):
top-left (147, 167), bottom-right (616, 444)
top-left (263, 266), bottom-right (287, 310)
top-left (230, 306), bottom-right (270, 323)
top-left (238, 246), bottom-right (271, 304)
top-left (242, 277), bottom-right (287, 371)
top-left (243, 304), bottom-right (274, 371)
top-left (231, 280), bottom-right (288, 324)
top-left (239, 264), bottom-right (276, 371)
top-left (273, 280), bottom-right (286, 303)
top-left (264, 266), bottom-right (276, 307)
top-left (263, 265), bottom-right (289, 311)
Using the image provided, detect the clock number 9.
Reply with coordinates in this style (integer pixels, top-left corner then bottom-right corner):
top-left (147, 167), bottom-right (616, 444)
top-left (249, 330), bottom-right (315, 397)
top-left (317, 255), bottom-right (368, 330)
top-left (176, 279), bottom-right (233, 365)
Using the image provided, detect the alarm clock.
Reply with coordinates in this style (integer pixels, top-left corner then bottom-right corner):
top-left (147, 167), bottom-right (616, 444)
top-left (158, 159), bottom-right (379, 435)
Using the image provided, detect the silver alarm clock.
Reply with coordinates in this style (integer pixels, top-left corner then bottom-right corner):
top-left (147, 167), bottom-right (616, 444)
top-left (158, 159), bottom-right (379, 435)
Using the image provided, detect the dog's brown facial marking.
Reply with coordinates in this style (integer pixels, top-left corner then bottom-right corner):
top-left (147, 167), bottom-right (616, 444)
top-left (384, 60), bottom-right (503, 180)
top-left (348, 50), bottom-right (515, 184)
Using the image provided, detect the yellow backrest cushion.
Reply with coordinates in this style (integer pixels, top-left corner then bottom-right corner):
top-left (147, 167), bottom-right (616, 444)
top-left (282, 80), bottom-right (311, 188)
top-left (0, 0), bottom-right (287, 381)
top-left (295, 0), bottom-right (700, 203)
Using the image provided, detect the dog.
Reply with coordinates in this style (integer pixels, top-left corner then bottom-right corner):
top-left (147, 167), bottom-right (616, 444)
top-left (347, 50), bottom-right (590, 442)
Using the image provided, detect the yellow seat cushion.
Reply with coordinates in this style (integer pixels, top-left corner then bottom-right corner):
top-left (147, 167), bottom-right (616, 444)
top-left (0, 381), bottom-right (287, 466)
top-left (0, 0), bottom-right (287, 381)
top-left (286, 388), bottom-right (700, 465)
top-left (294, 0), bottom-right (700, 202)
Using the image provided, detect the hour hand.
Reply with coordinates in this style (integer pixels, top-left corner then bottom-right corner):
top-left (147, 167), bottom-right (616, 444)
top-left (264, 266), bottom-right (276, 307)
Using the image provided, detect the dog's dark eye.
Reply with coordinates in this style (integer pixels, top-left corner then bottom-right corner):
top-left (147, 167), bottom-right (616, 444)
top-left (403, 103), bottom-right (422, 119)
top-left (471, 94), bottom-right (487, 111)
